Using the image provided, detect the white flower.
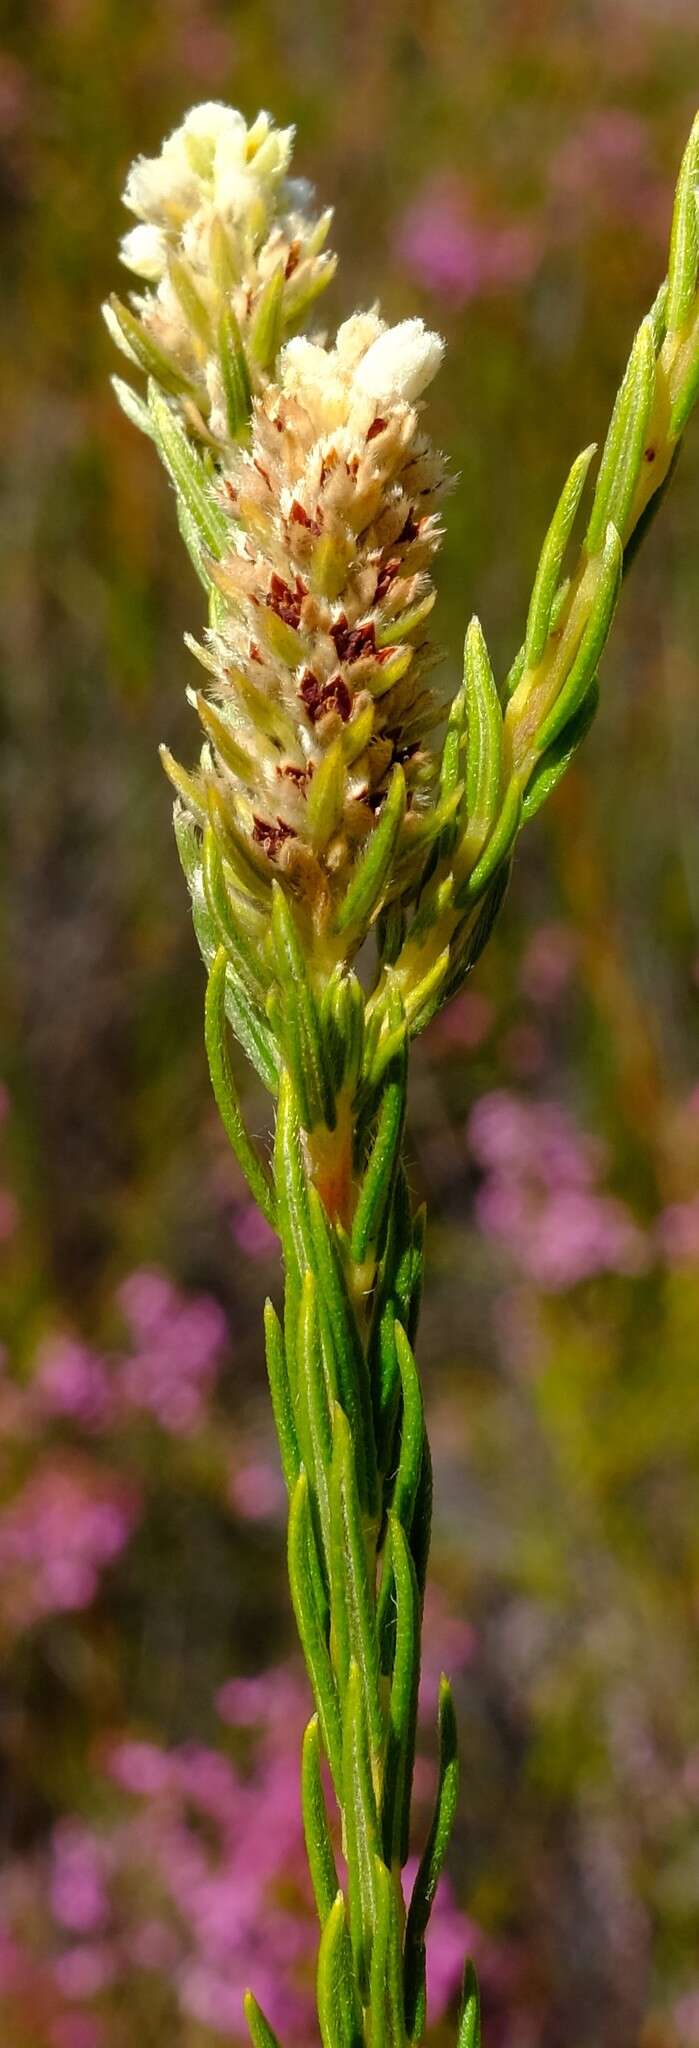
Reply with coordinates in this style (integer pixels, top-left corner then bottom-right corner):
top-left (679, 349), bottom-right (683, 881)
top-left (122, 103), bottom-right (294, 239)
top-left (278, 312), bottom-right (443, 440)
top-left (355, 318), bottom-right (444, 406)
top-left (119, 223), bottom-right (169, 281)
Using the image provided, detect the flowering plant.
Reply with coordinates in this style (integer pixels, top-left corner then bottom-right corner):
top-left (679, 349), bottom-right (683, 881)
top-left (106, 101), bottom-right (699, 2046)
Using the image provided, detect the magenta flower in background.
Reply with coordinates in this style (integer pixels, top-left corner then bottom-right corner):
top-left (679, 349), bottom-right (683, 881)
top-left (548, 108), bottom-right (669, 239)
top-left (656, 1197), bottom-right (699, 1266)
top-left (116, 1267), bottom-right (227, 1434)
top-left (0, 1460), bottom-right (137, 1629)
top-left (227, 1454), bottom-right (285, 1523)
top-left (394, 174), bottom-right (540, 304)
top-left (230, 1197), bottom-right (277, 1260)
top-left (49, 1823), bottom-right (110, 1937)
top-left (34, 1338), bottom-right (114, 1432)
top-left (519, 922), bottom-right (578, 1007)
top-left (469, 1090), bottom-right (649, 1290)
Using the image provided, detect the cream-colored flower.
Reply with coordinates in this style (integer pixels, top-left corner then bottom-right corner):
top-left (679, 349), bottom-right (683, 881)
top-left (106, 102), bottom-right (336, 444)
top-left (169, 312), bottom-right (448, 927)
top-left (355, 319), bottom-right (444, 406)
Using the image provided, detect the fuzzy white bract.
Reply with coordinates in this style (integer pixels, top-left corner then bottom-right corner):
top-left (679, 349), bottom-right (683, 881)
top-left (105, 104), bottom-right (335, 442)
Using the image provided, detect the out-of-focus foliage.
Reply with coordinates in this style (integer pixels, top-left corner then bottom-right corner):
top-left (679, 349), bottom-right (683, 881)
top-left (1, 3), bottom-right (699, 2046)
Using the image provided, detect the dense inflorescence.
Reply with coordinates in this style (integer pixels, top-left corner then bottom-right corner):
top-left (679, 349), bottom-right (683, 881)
top-left (105, 102), bottom-right (336, 446)
top-left (175, 313), bottom-right (447, 920)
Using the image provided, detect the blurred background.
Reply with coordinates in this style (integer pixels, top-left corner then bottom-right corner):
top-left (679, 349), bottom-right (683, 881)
top-left (1, 3), bottom-right (699, 2044)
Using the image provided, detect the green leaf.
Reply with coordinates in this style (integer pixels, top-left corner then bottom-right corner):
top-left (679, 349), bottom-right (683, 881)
top-left (223, 964), bottom-right (281, 1095)
top-left (351, 1025), bottom-right (407, 1267)
top-left (391, 1325), bottom-right (425, 1535)
top-left (335, 767), bottom-right (407, 938)
top-left (381, 1516), bottom-right (420, 1869)
top-left (218, 304), bottom-right (253, 438)
top-left (263, 1300), bottom-right (300, 1496)
top-left (457, 1961), bottom-right (482, 2048)
top-left (586, 318), bottom-right (656, 552)
top-left (269, 987), bottom-right (315, 1135)
top-left (404, 1675), bottom-right (459, 2037)
top-left (202, 827), bottom-right (268, 999)
top-left (249, 263), bottom-right (285, 369)
top-left (110, 375), bottom-right (154, 440)
top-left (271, 884), bottom-right (335, 1129)
top-left (243, 1991), bottom-right (283, 2048)
top-left (342, 1662), bottom-right (380, 1998)
top-left (273, 1071), bottom-right (314, 1278)
top-left (148, 381), bottom-right (229, 561)
top-left (321, 970), bottom-right (365, 1096)
top-left (376, 589), bottom-right (435, 647)
top-left (204, 948), bottom-right (277, 1226)
top-left (331, 1405), bottom-right (383, 1758)
top-left (437, 681), bottom-right (468, 854)
top-left (368, 1170), bottom-right (413, 1481)
top-left (288, 1472), bottom-right (342, 1782)
top-left (448, 862), bottom-right (512, 1000)
top-left (284, 251), bottom-right (338, 331)
top-left (306, 739), bottom-right (346, 850)
top-left (458, 775), bottom-right (522, 905)
top-left (370, 1859), bottom-right (407, 2048)
top-left (408, 1205), bottom-right (426, 1348)
top-left (461, 616), bottom-right (502, 864)
top-left (197, 692), bottom-right (253, 781)
top-left (296, 1270), bottom-right (332, 1563)
top-left (525, 444), bottom-right (596, 668)
top-left (317, 1894), bottom-right (363, 2048)
top-left (364, 1014), bottom-right (408, 1093)
top-left (308, 1188), bottom-right (379, 1516)
top-left (105, 294), bottom-right (202, 402)
top-left (666, 110), bottom-right (699, 334)
top-left (403, 944), bottom-right (451, 1039)
top-left (521, 679), bottom-right (600, 823)
top-left (536, 521), bottom-right (622, 750)
top-left (167, 253), bottom-right (212, 346)
top-left (670, 312), bottom-right (699, 439)
top-left (377, 1322), bottom-right (425, 1660)
top-left (301, 1715), bottom-right (338, 1926)
top-left (409, 1428), bottom-right (433, 1606)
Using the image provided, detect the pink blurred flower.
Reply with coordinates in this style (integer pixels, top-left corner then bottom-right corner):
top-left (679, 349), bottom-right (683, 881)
top-left (671, 1990), bottom-right (699, 2044)
top-left (519, 922), bottom-right (577, 1006)
top-left (49, 1824), bottom-right (110, 1938)
top-left (394, 175), bottom-right (540, 304)
top-left (0, 1462), bottom-right (137, 1627)
top-left (230, 1198), bottom-right (277, 1259)
top-left (116, 1268), bottom-right (227, 1434)
top-left (53, 1947), bottom-right (115, 1999)
top-left (49, 2017), bottom-right (106, 2048)
top-left (548, 108), bottom-right (669, 239)
top-left (34, 1339), bottom-right (113, 1432)
top-left (106, 1739), bottom-right (175, 1798)
top-left (428, 989), bottom-right (494, 1053)
top-left (521, 1187), bottom-right (648, 1291)
top-left (469, 1090), bottom-right (648, 1290)
top-left (228, 1456), bottom-right (285, 1522)
top-left (656, 1198), bottom-right (699, 1266)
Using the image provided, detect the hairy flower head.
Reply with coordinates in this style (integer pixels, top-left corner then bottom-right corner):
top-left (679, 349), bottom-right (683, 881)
top-left (104, 104), bottom-right (335, 445)
top-left (169, 309), bottom-right (448, 932)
